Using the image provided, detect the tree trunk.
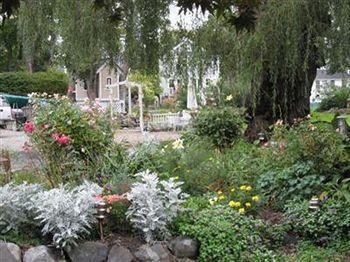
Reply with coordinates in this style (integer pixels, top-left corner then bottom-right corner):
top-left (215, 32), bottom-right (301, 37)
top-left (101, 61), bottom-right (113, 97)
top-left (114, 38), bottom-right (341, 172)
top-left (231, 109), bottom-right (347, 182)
top-left (86, 69), bottom-right (97, 100)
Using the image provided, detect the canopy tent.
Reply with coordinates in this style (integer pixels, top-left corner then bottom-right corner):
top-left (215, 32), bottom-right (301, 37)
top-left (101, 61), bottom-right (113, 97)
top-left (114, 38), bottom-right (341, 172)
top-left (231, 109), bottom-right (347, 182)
top-left (0, 93), bottom-right (29, 108)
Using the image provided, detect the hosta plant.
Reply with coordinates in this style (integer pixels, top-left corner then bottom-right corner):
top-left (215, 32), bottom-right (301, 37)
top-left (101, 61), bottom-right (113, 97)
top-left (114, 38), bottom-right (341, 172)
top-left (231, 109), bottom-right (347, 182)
top-left (126, 170), bottom-right (188, 242)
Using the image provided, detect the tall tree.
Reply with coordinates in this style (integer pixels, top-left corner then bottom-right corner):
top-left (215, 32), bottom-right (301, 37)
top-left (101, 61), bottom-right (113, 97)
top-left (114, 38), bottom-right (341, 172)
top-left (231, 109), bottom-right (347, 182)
top-left (0, 14), bottom-right (22, 71)
top-left (17, 0), bottom-right (56, 73)
top-left (178, 0), bottom-right (350, 127)
top-left (56, 0), bottom-right (121, 99)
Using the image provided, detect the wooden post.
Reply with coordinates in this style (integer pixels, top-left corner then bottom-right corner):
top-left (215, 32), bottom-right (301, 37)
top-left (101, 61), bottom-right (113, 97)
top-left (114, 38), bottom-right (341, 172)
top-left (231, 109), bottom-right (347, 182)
top-left (128, 84), bottom-right (132, 114)
top-left (138, 84), bottom-right (144, 132)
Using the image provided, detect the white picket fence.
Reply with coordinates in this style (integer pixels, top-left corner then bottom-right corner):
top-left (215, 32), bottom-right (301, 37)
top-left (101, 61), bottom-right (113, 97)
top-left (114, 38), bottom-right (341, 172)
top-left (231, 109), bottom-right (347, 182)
top-left (148, 112), bottom-right (191, 130)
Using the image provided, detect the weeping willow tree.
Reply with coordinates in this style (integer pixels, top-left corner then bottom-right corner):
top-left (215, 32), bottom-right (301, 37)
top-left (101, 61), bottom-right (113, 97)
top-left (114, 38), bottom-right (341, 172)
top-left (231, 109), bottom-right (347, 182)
top-left (56, 0), bottom-right (121, 99)
top-left (179, 0), bottom-right (350, 126)
top-left (17, 0), bottom-right (56, 73)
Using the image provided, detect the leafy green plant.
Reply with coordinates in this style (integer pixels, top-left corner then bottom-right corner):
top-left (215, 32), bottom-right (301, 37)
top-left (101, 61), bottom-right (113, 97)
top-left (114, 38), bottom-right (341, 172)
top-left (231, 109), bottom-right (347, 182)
top-left (26, 94), bottom-right (115, 186)
top-left (175, 204), bottom-right (279, 261)
top-left (192, 107), bottom-right (247, 149)
top-left (284, 198), bottom-right (350, 243)
top-left (317, 86), bottom-right (350, 111)
top-left (258, 162), bottom-right (325, 206)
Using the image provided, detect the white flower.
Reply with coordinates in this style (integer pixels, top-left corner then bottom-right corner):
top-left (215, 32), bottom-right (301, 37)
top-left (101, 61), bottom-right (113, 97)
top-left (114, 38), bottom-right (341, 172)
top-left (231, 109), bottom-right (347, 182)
top-left (226, 95), bottom-right (233, 101)
top-left (53, 94), bottom-right (60, 99)
top-left (172, 139), bottom-right (184, 150)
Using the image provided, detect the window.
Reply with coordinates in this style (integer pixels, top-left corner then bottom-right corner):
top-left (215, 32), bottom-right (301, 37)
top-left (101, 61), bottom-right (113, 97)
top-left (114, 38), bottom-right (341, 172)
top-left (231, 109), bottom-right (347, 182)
top-left (316, 80), bottom-right (321, 91)
top-left (106, 77), bottom-right (112, 90)
top-left (330, 80), bottom-right (335, 85)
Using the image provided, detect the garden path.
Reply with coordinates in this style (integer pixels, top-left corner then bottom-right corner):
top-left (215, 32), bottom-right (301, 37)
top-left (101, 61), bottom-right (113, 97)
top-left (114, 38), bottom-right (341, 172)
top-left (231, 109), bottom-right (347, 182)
top-left (0, 128), bottom-right (180, 171)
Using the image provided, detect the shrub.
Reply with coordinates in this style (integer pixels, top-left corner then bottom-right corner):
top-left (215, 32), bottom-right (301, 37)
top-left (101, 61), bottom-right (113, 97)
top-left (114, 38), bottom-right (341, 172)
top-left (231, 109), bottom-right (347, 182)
top-left (126, 170), bottom-right (187, 242)
top-left (0, 183), bottom-right (42, 233)
top-left (258, 162), bottom-right (325, 206)
top-left (26, 94), bottom-right (115, 186)
top-left (175, 204), bottom-right (280, 261)
top-left (0, 71), bottom-right (68, 96)
top-left (318, 87), bottom-right (350, 111)
top-left (32, 181), bottom-right (101, 248)
top-left (284, 198), bottom-right (350, 243)
top-left (192, 107), bottom-right (246, 149)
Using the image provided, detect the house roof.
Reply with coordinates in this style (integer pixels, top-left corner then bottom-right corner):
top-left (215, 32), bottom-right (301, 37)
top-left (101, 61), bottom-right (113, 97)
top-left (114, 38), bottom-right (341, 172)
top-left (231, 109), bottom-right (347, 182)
top-left (316, 69), bottom-right (350, 80)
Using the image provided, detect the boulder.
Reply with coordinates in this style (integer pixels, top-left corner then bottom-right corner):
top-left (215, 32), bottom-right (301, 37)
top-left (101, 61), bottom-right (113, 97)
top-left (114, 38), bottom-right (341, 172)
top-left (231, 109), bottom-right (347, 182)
top-left (107, 245), bottom-right (134, 262)
top-left (67, 241), bottom-right (108, 262)
top-left (134, 243), bottom-right (173, 262)
top-left (0, 242), bottom-right (21, 262)
top-left (23, 245), bottom-right (60, 262)
top-left (168, 236), bottom-right (199, 259)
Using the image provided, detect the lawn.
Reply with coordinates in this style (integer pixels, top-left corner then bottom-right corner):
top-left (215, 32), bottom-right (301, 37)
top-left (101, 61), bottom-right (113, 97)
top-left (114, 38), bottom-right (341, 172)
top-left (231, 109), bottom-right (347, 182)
top-left (311, 111), bottom-right (350, 125)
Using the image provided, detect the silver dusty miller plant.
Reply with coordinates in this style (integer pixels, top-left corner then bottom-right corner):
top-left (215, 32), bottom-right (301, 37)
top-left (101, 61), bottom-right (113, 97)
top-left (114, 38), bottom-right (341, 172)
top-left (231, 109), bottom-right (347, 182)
top-left (32, 181), bottom-right (102, 248)
top-left (126, 170), bottom-right (188, 242)
top-left (0, 183), bottom-right (42, 233)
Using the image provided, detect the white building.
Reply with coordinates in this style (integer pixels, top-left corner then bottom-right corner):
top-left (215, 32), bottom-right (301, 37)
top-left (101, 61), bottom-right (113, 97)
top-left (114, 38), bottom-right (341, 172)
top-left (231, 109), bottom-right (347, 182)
top-left (73, 63), bottom-right (128, 112)
top-left (310, 69), bottom-right (350, 103)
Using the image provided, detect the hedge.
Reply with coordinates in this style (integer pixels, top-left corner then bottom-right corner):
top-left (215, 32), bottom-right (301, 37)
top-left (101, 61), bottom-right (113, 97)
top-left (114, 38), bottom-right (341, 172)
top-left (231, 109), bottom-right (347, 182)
top-left (0, 71), bottom-right (69, 96)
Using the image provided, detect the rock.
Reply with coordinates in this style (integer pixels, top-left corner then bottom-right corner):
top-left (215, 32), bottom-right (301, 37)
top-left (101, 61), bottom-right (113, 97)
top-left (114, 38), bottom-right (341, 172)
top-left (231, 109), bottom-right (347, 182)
top-left (67, 241), bottom-right (108, 262)
top-left (0, 242), bottom-right (21, 262)
top-left (107, 245), bottom-right (134, 262)
top-left (168, 236), bottom-right (199, 259)
top-left (23, 245), bottom-right (60, 262)
top-left (134, 243), bottom-right (173, 262)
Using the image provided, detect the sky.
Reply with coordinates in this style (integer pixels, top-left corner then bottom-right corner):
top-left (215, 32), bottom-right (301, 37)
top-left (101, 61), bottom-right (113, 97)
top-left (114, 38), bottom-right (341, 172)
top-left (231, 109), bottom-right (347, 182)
top-left (169, 4), bottom-right (208, 29)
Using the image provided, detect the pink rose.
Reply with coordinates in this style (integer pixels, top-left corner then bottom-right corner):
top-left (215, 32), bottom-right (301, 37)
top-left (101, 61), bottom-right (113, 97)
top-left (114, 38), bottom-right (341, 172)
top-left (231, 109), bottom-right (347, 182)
top-left (51, 133), bottom-right (60, 140)
top-left (23, 122), bottom-right (35, 133)
top-left (57, 135), bottom-right (70, 145)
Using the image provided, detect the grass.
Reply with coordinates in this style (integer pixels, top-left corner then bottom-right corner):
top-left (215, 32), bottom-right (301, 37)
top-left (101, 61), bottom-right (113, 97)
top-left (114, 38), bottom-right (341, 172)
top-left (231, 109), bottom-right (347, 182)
top-left (311, 111), bottom-right (350, 125)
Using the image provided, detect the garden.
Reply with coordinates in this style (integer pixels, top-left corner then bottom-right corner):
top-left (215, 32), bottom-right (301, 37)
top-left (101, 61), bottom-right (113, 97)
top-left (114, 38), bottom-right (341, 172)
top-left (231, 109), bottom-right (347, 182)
top-left (1, 0), bottom-right (350, 261)
top-left (1, 91), bottom-right (350, 262)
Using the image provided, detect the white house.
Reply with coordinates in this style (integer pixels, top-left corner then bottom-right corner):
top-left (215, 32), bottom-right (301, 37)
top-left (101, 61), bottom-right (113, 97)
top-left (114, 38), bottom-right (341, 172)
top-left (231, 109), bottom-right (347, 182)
top-left (310, 69), bottom-right (350, 103)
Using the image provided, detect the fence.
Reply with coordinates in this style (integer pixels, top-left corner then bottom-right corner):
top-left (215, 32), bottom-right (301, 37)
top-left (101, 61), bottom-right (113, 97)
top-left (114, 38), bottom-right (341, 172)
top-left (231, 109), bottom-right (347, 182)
top-left (148, 112), bottom-right (191, 130)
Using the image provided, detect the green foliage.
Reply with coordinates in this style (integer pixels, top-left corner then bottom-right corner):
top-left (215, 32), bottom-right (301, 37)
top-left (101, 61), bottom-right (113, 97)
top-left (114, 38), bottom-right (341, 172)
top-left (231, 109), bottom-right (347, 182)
top-left (0, 71), bottom-right (68, 95)
top-left (270, 122), bottom-right (348, 176)
top-left (284, 199), bottom-right (350, 243)
top-left (128, 71), bottom-right (162, 106)
top-left (28, 96), bottom-right (115, 186)
top-left (175, 202), bottom-right (280, 261)
top-left (318, 87), bottom-right (350, 111)
top-left (286, 241), bottom-right (349, 262)
top-left (0, 15), bottom-right (22, 72)
top-left (258, 162), bottom-right (325, 206)
top-left (192, 107), bottom-right (246, 149)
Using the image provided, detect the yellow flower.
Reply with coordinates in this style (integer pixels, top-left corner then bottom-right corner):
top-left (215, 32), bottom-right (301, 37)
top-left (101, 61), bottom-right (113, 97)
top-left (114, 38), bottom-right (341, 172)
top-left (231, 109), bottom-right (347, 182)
top-left (245, 186), bottom-right (252, 191)
top-left (252, 195), bottom-right (260, 202)
top-left (172, 139), bottom-right (184, 149)
top-left (174, 176), bottom-right (179, 180)
top-left (228, 201), bottom-right (241, 207)
top-left (245, 202), bottom-right (251, 207)
top-left (226, 94), bottom-right (233, 101)
top-left (209, 199), bottom-right (216, 206)
top-left (230, 188), bottom-right (235, 192)
top-left (217, 190), bottom-right (223, 195)
top-left (219, 195), bottom-right (225, 200)
top-left (238, 208), bottom-right (245, 214)
top-left (240, 185), bottom-right (247, 190)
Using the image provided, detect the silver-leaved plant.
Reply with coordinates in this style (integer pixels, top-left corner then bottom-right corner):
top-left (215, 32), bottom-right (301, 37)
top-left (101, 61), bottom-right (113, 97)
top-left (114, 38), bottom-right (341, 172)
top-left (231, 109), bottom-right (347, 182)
top-left (126, 170), bottom-right (188, 242)
top-left (0, 182), bottom-right (42, 233)
top-left (32, 181), bottom-right (102, 248)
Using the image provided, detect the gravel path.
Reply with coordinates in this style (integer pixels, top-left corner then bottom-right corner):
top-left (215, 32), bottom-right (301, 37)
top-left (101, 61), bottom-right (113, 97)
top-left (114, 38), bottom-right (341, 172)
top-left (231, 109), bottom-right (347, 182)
top-left (1, 128), bottom-right (179, 172)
